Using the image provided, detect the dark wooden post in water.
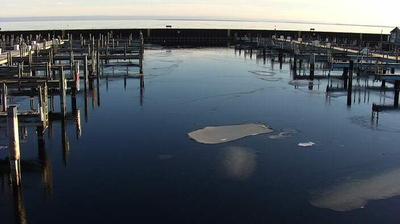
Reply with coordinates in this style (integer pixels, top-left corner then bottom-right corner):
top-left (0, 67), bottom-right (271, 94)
top-left (342, 67), bottom-right (349, 90)
top-left (347, 60), bottom-right (354, 106)
top-left (394, 81), bottom-right (400, 108)
top-left (310, 54), bottom-right (315, 80)
top-left (2, 83), bottom-right (7, 112)
top-left (8, 106), bottom-right (22, 186)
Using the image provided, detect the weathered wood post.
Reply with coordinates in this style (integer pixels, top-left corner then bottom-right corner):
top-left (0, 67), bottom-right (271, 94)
top-left (74, 61), bottom-right (80, 92)
top-left (310, 53), bottom-right (315, 80)
top-left (96, 40), bottom-right (100, 78)
top-left (59, 67), bottom-right (67, 117)
top-left (2, 83), bottom-right (7, 112)
top-left (347, 60), bottom-right (354, 106)
top-left (84, 55), bottom-right (89, 91)
top-left (8, 106), bottom-right (22, 186)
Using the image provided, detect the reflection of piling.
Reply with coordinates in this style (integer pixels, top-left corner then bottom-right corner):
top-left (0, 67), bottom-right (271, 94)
top-left (293, 54), bottom-right (297, 77)
top-left (13, 185), bottom-right (28, 224)
top-left (2, 83), bottom-right (7, 112)
top-left (347, 60), bottom-right (354, 106)
top-left (278, 50), bottom-right (283, 69)
top-left (7, 106), bottom-right (22, 187)
top-left (342, 67), bottom-right (349, 90)
top-left (310, 54), bottom-right (315, 80)
top-left (394, 81), bottom-right (400, 108)
top-left (75, 110), bottom-right (82, 139)
top-left (61, 118), bottom-right (69, 167)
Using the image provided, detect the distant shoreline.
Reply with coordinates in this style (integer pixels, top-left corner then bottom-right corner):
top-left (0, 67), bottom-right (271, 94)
top-left (0, 16), bottom-right (394, 29)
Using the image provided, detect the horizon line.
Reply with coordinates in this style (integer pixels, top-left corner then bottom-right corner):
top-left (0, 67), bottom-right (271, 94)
top-left (0, 16), bottom-right (396, 29)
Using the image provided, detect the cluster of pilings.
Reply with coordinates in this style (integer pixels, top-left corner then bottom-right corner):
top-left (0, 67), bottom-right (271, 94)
top-left (235, 36), bottom-right (400, 118)
top-left (0, 31), bottom-right (145, 200)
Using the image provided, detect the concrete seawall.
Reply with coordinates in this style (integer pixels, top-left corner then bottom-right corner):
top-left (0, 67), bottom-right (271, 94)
top-left (0, 28), bottom-right (387, 47)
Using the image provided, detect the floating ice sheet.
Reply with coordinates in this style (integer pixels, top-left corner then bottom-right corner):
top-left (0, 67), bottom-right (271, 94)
top-left (298, 142), bottom-right (315, 147)
top-left (188, 123), bottom-right (273, 144)
top-left (289, 80), bottom-right (314, 87)
top-left (310, 168), bottom-right (400, 212)
top-left (269, 129), bottom-right (298, 140)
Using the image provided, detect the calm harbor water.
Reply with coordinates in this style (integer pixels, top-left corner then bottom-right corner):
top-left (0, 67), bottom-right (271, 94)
top-left (0, 18), bottom-right (393, 33)
top-left (1, 48), bottom-right (400, 223)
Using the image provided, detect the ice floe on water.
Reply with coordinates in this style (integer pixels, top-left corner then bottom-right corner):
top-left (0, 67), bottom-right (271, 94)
top-left (249, 70), bottom-right (282, 82)
top-left (310, 167), bottom-right (400, 212)
top-left (268, 129), bottom-right (298, 140)
top-left (188, 123), bottom-right (273, 144)
top-left (288, 80), bottom-right (315, 87)
top-left (249, 70), bottom-right (276, 77)
top-left (350, 115), bottom-right (400, 133)
top-left (327, 92), bottom-right (348, 98)
top-left (298, 142), bottom-right (316, 147)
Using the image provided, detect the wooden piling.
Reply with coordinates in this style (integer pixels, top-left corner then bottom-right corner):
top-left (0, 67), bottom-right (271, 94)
top-left (59, 67), bottom-right (67, 116)
top-left (84, 55), bottom-right (89, 90)
top-left (8, 106), bottom-right (22, 186)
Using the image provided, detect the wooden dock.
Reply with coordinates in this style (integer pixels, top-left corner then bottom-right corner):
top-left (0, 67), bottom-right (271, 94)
top-left (0, 31), bottom-right (146, 188)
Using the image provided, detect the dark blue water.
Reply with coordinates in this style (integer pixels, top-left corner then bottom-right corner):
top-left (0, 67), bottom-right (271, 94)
top-left (1, 48), bottom-right (400, 223)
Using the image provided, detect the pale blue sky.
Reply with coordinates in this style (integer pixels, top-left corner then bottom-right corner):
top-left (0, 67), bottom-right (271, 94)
top-left (1, 0), bottom-right (398, 26)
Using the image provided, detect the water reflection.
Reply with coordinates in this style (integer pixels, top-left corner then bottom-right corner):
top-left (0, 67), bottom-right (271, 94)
top-left (310, 167), bottom-right (400, 212)
top-left (220, 146), bottom-right (257, 180)
top-left (239, 47), bottom-right (400, 128)
top-left (0, 70), bottom-right (145, 224)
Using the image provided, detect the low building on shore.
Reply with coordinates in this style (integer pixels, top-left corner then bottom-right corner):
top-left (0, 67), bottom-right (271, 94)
top-left (390, 27), bottom-right (400, 45)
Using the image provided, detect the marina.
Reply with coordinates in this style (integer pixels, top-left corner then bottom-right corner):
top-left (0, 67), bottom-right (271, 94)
top-left (1, 8), bottom-right (400, 223)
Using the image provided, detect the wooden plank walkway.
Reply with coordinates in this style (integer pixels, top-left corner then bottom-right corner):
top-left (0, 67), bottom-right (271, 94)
top-left (0, 40), bottom-right (62, 65)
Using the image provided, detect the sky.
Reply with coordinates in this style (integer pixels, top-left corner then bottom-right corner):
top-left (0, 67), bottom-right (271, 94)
top-left (0, 0), bottom-right (399, 26)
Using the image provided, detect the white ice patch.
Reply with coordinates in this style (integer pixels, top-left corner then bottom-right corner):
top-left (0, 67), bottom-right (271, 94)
top-left (188, 123), bottom-right (273, 144)
top-left (298, 142), bottom-right (315, 147)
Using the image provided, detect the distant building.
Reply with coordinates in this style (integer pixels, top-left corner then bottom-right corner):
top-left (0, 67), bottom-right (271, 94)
top-left (390, 27), bottom-right (400, 45)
